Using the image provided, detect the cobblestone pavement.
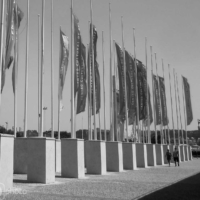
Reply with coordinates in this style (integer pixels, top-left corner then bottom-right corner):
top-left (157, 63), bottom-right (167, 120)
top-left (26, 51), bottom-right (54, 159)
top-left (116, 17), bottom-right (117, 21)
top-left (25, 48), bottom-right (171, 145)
top-left (3, 159), bottom-right (200, 200)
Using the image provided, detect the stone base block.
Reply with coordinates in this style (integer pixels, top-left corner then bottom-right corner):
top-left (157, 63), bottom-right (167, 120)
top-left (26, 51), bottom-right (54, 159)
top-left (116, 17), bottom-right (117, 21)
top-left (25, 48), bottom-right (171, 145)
top-left (85, 140), bottom-right (106, 175)
top-left (179, 145), bottom-right (185, 162)
top-left (27, 137), bottom-right (55, 183)
top-left (188, 145), bottom-right (192, 160)
top-left (122, 143), bottom-right (137, 170)
top-left (162, 144), bottom-right (168, 164)
top-left (106, 141), bottom-right (123, 172)
top-left (155, 144), bottom-right (164, 165)
top-left (0, 134), bottom-right (14, 191)
top-left (184, 145), bottom-right (188, 161)
top-left (14, 138), bottom-right (27, 174)
top-left (146, 144), bottom-right (156, 166)
top-left (61, 138), bottom-right (85, 178)
top-left (169, 144), bottom-right (175, 163)
top-left (136, 143), bottom-right (147, 168)
top-left (55, 140), bottom-right (61, 173)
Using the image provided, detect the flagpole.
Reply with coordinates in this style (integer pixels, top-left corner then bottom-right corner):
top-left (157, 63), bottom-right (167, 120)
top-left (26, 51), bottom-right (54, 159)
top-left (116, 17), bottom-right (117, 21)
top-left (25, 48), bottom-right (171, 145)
top-left (0, 0), bottom-right (5, 118)
top-left (121, 16), bottom-right (128, 142)
top-left (102, 31), bottom-right (106, 141)
top-left (168, 64), bottom-right (175, 145)
top-left (82, 116), bottom-right (83, 139)
top-left (109, 3), bottom-right (113, 141)
top-left (145, 38), bottom-right (150, 143)
top-left (176, 74), bottom-right (184, 144)
top-left (133, 28), bottom-right (140, 143)
top-left (162, 59), bottom-right (170, 144)
top-left (182, 77), bottom-right (187, 144)
top-left (38, 14), bottom-right (40, 135)
top-left (71, 0), bottom-right (75, 138)
top-left (90, 0), bottom-right (97, 140)
top-left (50, 0), bottom-right (54, 138)
top-left (23, 0), bottom-right (30, 137)
top-left (150, 46), bottom-right (157, 144)
top-left (155, 53), bottom-right (163, 144)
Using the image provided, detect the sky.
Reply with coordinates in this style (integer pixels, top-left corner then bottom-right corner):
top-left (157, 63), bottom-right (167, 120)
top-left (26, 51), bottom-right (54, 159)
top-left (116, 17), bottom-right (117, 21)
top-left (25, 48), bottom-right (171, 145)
top-left (0, 0), bottom-right (200, 133)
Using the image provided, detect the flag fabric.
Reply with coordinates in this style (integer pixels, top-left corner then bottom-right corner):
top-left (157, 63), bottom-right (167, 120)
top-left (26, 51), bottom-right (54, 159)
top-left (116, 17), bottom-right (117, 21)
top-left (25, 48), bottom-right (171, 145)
top-left (182, 76), bottom-right (193, 125)
top-left (159, 76), bottom-right (168, 126)
top-left (59, 29), bottom-right (69, 104)
top-left (125, 50), bottom-right (136, 124)
top-left (88, 24), bottom-right (100, 115)
top-left (115, 42), bottom-right (125, 122)
top-left (137, 61), bottom-right (147, 120)
top-left (153, 75), bottom-right (161, 125)
top-left (76, 43), bottom-right (87, 114)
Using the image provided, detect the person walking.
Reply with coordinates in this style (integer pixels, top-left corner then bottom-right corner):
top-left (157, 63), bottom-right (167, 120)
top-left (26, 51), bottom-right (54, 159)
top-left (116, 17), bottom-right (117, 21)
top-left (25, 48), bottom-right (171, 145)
top-left (173, 147), bottom-right (180, 167)
top-left (165, 149), bottom-right (172, 166)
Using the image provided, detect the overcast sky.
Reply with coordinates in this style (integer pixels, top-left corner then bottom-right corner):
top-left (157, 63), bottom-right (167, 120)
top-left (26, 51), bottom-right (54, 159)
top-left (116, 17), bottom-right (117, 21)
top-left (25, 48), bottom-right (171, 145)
top-left (1, 0), bottom-right (200, 133)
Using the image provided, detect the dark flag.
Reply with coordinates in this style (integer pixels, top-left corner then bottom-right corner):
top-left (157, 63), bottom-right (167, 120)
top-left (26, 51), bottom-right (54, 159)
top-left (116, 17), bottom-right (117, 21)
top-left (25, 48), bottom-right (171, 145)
top-left (76, 43), bottom-right (87, 114)
top-left (115, 42), bottom-right (125, 122)
top-left (88, 24), bottom-right (100, 115)
top-left (153, 75), bottom-right (161, 125)
top-left (59, 29), bottom-right (69, 108)
top-left (159, 76), bottom-right (168, 126)
top-left (182, 76), bottom-right (193, 125)
top-left (125, 51), bottom-right (136, 124)
top-left (137, 61), bottom-right (147, 120)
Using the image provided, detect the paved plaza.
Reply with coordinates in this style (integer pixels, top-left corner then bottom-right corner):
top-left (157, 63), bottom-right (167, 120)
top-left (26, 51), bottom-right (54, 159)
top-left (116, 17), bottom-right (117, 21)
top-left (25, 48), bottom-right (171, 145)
top-left (3, 159), bottom-right (200, 200)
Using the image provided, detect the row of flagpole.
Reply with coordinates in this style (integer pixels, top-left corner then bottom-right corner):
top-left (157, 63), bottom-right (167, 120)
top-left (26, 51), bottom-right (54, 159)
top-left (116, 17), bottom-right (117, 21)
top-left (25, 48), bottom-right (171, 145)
top-left (0, 0), bottom-right (190, 145)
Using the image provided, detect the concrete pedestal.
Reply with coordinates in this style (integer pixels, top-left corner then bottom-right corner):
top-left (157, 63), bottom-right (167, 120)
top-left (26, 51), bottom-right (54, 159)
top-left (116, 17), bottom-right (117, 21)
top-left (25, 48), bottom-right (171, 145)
top-left (61, 139), bottom-right (84, 178)
top-left (162, 144), bottom-right (168, 164)
top-left (188, 145), bottom-right (192, 160)
top-left (27, 137), bottom-right (55, 183)
top-left (169, 144), bottom-right (175, 163)
top-left (184, 145), bottom-right (188, 161)
top-left (179, 145), bottom-right (185, 162)
top-left (146, 144), bottom-right (156, 166)
top-left (155, 144), bottom-right (164, 165)
top-left (55, 140), bottom-right (61, 172)
top-left (0, 134), bottom-right (14, 191)
top-left (14, 138), bottom-right (27, 174)
top-left (122, 143), bottom-right (137, 170)
top-left (85, 140), bottom-right (106, 175)
top-left (135, 143), bottom-right (147, 168)
top-left (106, 141), bottom-right (123, 172)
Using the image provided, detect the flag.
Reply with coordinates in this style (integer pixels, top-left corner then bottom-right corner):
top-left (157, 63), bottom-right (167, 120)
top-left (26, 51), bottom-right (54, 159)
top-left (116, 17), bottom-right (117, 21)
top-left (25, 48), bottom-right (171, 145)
top-left (137, 61), bottom-right (147, 120)
top-left (125, 51), bottom-right (136, 124)
top-left (115, 42), bottom-right (125, 122)
top-left (182, 76), bottom-right (193, 125)
top-left (76, 43), bottom-right (87, 114)
top-left (153, 75), bottom-right (161, 125)
top-left (59, 29), bottom-right (69, 105)
top-left (159, 76), bottom-right (168, 125)
top-left (88, 24), bottom-right (100, 115)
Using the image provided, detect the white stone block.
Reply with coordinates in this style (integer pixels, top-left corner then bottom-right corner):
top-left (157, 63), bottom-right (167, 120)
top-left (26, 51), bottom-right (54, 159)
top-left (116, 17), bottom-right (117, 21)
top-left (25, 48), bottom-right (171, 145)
top-left (55, 139), bottom-right (61, 173)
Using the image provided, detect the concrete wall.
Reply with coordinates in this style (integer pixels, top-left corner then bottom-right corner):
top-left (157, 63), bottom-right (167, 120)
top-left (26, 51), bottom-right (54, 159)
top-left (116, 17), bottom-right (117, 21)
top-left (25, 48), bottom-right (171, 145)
top-left (0, 134), bottom-right (14, 191)
top-left (184, 145), bottom-right (188, 161)
top-left (146, 144), bottom-right (156, 166)
top-left (136, 143), bottom-right (147, 168)
top-left (155, 144), bottom-right (163, 165)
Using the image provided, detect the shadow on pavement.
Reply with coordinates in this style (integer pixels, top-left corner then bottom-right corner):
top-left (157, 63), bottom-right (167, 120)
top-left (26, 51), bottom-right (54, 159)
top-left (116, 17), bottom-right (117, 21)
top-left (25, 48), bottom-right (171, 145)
top-left (139, 172), bottom-right (200, 200)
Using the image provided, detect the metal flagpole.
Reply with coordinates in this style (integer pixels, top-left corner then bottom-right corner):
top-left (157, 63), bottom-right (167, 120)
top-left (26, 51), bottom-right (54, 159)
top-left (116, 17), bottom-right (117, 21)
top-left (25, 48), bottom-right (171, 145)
top-left (109, 3), bottom-right (113, 141)
top-left (168, 65), bottom-right (175, 145)
top-left (173, 69), bottom-right (180, 145)
top-left (155, 53), bottom-right (163, 144)
top-left (133, 28), bottom-right (140, 143)
top-left (51, 0), bottom-right (54, 138)
top-left (58, 27), bottom-right (61, 140)
top-left (182, 77), bottom-right (187, 144)
top-left (176, 74), bottom-right (184, 144)
top-left (145, 38), bottom-right (150, 143)
top-left (90, 0), bottom-right (97, 140)
top-left (38, 15), bottom-right (40, 135)
top-left (102, 32), bottom-right (106, 141)
top-left (121, 16), bottom-right (128, 142)
top-left (71, 0), bottom-right (75, 138)
top-left (150, 46), bottom-right (157, 144)
top-left (24, 0), bottom-right (30, 137)
top-left (40, 0), bottom-right (45, 137)
top-left (99, 110), bottom-right (101, 140)
top-left (0, 0), bottom-right (5, 118)
top-left (82, 116), bottom-right (83, 139)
